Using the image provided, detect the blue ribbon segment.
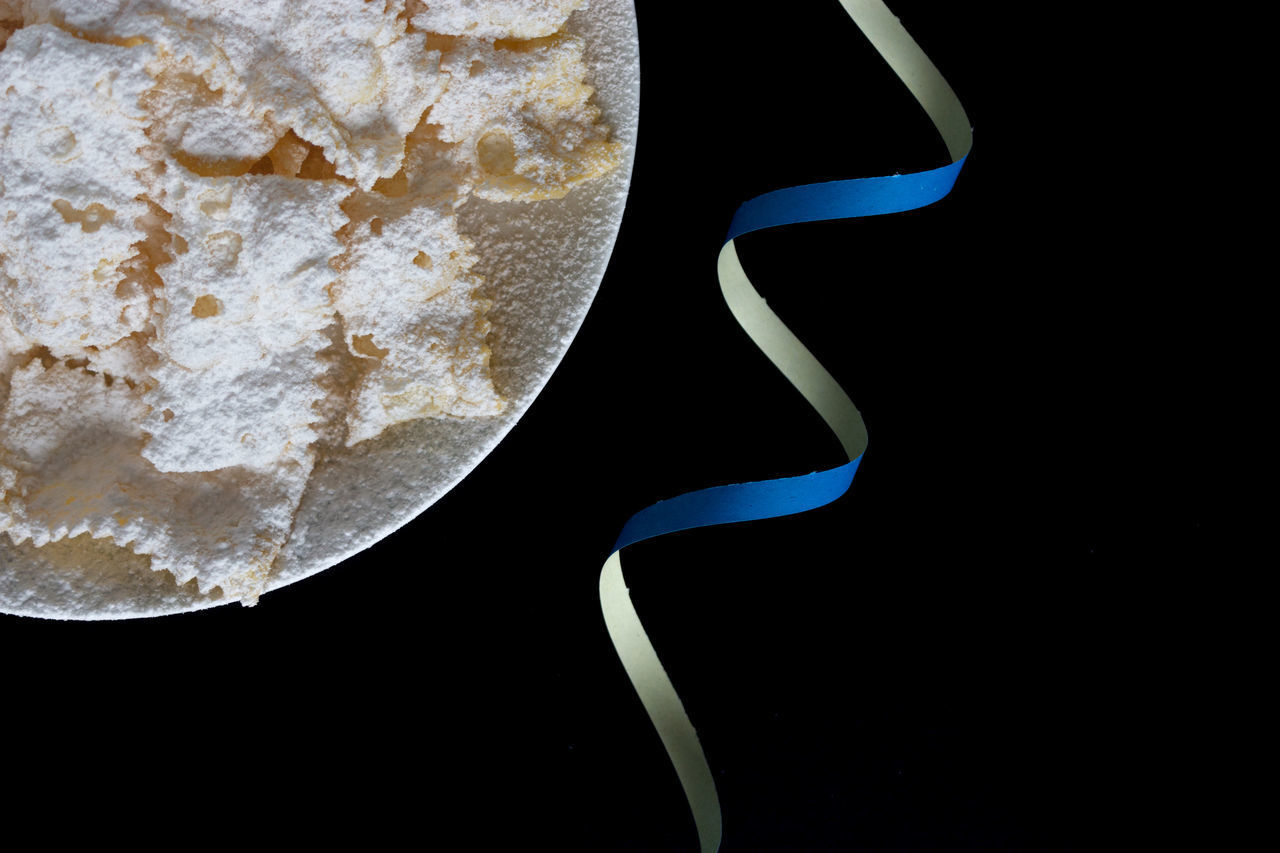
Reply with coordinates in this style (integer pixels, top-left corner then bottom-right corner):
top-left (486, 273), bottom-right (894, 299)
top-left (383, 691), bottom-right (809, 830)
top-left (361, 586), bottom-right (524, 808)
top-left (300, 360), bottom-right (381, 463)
top-left (614, 457), bottom-right (861, 552)
top-left (727, 157), bottom-right (967, 241)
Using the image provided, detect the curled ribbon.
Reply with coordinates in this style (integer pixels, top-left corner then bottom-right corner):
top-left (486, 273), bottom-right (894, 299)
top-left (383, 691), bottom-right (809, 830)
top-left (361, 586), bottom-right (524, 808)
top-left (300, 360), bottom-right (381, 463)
top-left (599, 1), bottom-right (972, 849)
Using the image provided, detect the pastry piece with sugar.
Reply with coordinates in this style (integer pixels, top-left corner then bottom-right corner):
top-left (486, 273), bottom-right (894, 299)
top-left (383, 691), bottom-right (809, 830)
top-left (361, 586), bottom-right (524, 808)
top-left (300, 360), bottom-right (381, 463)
top-left (25, 0), bottom-right (447, 188)
top-left (407, 0), bottom-right (583, 40)
top-left (333, 194), bottom-right (504, 446)
top-left (141, 165), bottom-right (351, 472)
top-left (0, 24), bottom-right (155, 356)
top-left (230, 0), bottom-right (443, 189)
top-left (18, 0), bottom-right (268, 172)
top-left (426, 32), bottom-right (622, 201)
top-left (0, 361), bottom-right (312, 601)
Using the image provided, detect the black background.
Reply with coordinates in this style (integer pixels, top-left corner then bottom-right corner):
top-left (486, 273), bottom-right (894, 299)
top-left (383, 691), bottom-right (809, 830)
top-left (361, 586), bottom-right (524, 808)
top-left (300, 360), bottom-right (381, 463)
top-left (2, 3), bottom-right (1217, 849)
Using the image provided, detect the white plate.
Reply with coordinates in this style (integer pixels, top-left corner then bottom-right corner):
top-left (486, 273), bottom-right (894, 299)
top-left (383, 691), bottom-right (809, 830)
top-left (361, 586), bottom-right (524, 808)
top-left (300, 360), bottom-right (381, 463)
top-left (0, 1), bottom-right (639, 620)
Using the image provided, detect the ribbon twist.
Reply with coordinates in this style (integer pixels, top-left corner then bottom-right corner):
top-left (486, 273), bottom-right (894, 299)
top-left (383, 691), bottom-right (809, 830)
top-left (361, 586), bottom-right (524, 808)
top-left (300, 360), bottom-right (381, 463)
top-left (600, 2), bottom-right (972, 850)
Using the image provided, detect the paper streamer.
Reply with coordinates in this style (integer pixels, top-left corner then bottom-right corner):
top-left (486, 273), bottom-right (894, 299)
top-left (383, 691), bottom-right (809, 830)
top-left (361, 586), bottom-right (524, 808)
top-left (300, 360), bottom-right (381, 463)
top-left (599, 2), bottom-right (972, 849)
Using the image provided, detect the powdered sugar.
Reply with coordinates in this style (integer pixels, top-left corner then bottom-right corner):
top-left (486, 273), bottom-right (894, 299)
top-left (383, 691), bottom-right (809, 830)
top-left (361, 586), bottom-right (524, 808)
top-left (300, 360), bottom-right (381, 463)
top-left (0, 0), bottom-right (638, 616)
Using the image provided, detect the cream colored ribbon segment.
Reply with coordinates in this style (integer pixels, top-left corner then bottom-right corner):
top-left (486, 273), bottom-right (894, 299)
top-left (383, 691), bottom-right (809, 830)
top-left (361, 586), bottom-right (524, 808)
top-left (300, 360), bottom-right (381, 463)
top-left (599, 2), bottom-right (970, 851)
top-left (717, 241), bottom-right (869, 461)
top-left (601, 552), bottom-right (722, 852)
top-left (838, 0), bottom-right (972, 159)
